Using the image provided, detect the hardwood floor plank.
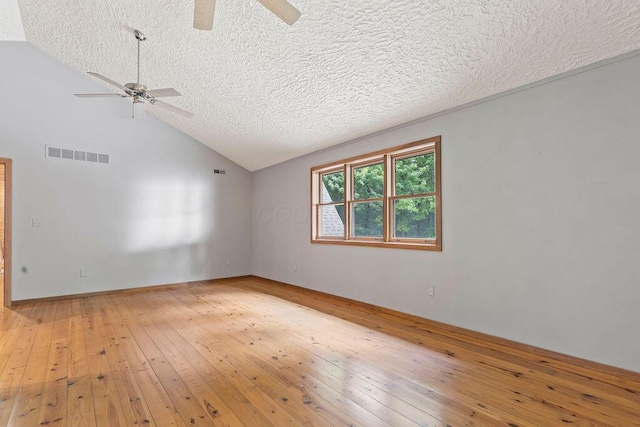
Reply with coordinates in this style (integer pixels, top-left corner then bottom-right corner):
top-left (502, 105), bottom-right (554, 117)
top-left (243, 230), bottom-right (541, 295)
top-left (93, 301), bottom-right (155, 425)
top-left (81, 297), bottom-right (133, 426)
top-left (0, 304), bottom-right (36, 376)
top-left (0, 304), bottom-right (41, 426)
top-left (66, 298), bottom-right (97, 427)
top-left (7, 302), bottom-right (58, 426)
top-left (36, 299), bottom-right (70, 426)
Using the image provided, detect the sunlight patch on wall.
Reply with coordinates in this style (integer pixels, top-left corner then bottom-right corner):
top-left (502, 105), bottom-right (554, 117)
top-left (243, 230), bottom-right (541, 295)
top-left (126, 180), bottom-right (213, 253)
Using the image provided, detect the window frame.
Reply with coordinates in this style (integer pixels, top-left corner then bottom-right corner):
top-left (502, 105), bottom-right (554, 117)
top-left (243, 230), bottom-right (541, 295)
top-left (310, 136), bottom-right (442, 251)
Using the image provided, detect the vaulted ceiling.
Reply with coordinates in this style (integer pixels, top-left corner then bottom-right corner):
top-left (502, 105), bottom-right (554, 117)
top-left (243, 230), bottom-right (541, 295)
top-left (7, 1), bottom-right (640, 170)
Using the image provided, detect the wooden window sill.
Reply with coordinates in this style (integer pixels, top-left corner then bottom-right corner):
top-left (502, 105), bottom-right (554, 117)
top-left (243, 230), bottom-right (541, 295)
top-left (311, 238), bottom-right (442, 251)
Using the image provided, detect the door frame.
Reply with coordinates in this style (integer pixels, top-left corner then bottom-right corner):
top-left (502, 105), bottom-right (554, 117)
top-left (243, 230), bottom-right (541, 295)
top-left (1, 158), bottom-right (12, 307)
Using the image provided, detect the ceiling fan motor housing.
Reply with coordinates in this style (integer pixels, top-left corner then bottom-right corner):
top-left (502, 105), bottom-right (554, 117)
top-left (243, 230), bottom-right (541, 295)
top-left (125, 82), bottom-right (149, 97)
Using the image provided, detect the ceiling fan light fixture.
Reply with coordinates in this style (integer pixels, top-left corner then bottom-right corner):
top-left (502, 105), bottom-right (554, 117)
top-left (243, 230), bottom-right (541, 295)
top-left (133, 96), bottom-right (146, 119)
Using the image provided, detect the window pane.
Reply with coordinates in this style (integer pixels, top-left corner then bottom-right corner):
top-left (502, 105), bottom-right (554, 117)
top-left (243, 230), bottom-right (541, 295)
top-left (353, 163), bottom-right (383, 200)
top-left (352, 201), bottom-right (383, 238)
top-left (321, 171), bottom-right (344, 203)
top-left (395, 152), bottom-right (434, 196)
top-left (320, 204), bottom-right (345, 237)
top-left (393, 196), bottom-right (436, 239)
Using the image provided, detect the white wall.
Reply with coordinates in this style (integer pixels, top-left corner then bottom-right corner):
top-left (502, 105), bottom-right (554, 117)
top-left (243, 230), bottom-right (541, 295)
top-left (252, 53), bottom-right (640, 372)
top-left (0, 42), bottom-right (252, 300)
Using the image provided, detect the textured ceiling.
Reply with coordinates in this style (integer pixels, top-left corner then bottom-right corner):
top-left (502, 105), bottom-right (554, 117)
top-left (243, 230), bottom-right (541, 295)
top-left (14, 0), bottom-right (640, 170)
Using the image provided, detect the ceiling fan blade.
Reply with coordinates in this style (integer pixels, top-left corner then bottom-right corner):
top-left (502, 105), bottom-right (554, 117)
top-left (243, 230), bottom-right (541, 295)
top-left (194, 0), bottom-right (215, 30)
top-left (146, 88), bottom-right (182, 98)
top-left (74, 93), bottom-right (128, 98)
top-left (87, 72), bottom-right (128, 92)
top-left (256, 0), bottom-right (301, 25)
top-left (150, 99), bottom-right (193, 118)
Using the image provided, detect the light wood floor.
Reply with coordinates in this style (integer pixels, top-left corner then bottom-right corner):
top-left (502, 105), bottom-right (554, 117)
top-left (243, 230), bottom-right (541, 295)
top-left (1, 277), bottom-right (639, 426)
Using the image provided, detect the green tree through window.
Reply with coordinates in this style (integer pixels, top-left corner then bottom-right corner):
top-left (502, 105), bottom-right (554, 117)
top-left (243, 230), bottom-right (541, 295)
top-left (323, 154), bottom-right (435, 238)
top-left (394, 152), bottom-right (435, 239)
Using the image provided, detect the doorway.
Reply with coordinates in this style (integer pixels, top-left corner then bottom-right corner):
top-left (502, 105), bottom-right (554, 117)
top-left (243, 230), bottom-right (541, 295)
top-left (0, 158), bottom-right (12, 307)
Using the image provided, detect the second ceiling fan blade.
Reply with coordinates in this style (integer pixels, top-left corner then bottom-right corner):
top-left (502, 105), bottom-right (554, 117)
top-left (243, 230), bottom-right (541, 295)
top-left (74, 93), bottom-right (127, 98)
top-left (87, 72), bottom-right (128, 92)
top-left (146, 88), bottom-right (182, 98)
top-left (194, 0), bottom-right (215, 30)
top-left (150, 99), bottom-right (194, 118)
top-left (257, 0), bottom-right (301, 25)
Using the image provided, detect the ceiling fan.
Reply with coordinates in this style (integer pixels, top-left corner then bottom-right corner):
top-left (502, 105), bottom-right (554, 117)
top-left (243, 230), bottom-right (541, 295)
top-left (193, 0), bottom-right (301, 31)
top-left (74, 30), bottom-right (193, 119)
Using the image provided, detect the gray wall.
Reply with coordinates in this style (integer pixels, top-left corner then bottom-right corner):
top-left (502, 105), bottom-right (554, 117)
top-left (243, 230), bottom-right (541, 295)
top-left (0, 42), bottom-right (252, 300)
top-left (251, 53), bottom-right (640, 372)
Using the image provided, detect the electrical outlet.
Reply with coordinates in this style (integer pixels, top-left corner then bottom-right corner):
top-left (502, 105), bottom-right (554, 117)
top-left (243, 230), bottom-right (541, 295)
top-left (80, 270), bottom-right (87, 277)
top-left (32, 218), bottom-right (44, 227)
top-left (428, 286), bottom-right (436, 297)
top-left (293, 265), bottom-right (297, 272)
top-left (226, 260), bottom-right (231, 266)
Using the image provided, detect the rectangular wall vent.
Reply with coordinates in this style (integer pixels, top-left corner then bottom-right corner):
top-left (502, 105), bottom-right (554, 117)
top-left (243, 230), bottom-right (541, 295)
top-left (46, 145), bottom-right (109, 165)
top-left (61, 148), bottom-right (74, 160)
top-left (47, 146), bottom-right (61, 158)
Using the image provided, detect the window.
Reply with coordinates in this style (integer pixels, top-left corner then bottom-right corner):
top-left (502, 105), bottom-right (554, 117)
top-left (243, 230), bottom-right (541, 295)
top-left (311, 136), bottom-right (441, 251)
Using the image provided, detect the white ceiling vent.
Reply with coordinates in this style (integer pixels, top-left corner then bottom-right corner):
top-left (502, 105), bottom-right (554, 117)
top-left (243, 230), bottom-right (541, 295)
top-left (46, 145), bottom-right (109, 165)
